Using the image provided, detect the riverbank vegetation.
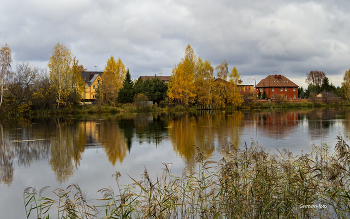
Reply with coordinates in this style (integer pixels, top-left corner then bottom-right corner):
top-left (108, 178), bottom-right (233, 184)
top-left (24, 135), bottom-right (350, 218)
top-left (1, 42), bottom-right (350, 118)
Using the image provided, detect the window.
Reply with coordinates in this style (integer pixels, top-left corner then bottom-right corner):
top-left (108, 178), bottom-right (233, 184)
top-left (260, 88), bottom-right (263, 92)
top-left (293, 87), bottom-right (295, 91)
top-left (293, 95), bottom-right (296, 99)
top-left (98, 80), bottom-right (100, 85)
top-left (280, 87), bottom-right (283, 91)
top-left (93, 95), bottom-right (95, 98)
top-left (272, 87), bottom-right (274, 91)
top-left (285, 87), bottom-right (287, 91)
top-left (93, 85), bottom-right (96, 90)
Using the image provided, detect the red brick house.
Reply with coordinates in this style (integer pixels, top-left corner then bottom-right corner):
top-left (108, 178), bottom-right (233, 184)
top-left (256, 75), bottom-right (298, 99)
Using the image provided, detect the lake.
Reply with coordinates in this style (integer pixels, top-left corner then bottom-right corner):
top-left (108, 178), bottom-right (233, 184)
top-left (1, 108), bottom-right (349, 218)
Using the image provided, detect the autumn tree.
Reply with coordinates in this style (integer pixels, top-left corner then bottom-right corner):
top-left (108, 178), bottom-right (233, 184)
top-left (226, 66), bottom-right (243, 107)
top-left (306, 70), bottom-right (326, 87)
top-left (6, 62), bottom-right (44, 112)
top-left (167, 45), bottom-right (196, 106)
top-left (215, 60), bottom-right (229, 80)
top-left (100, 56), bottom-right (126, 105)
top-left (194, 57), bottom-right (214, 108)
top-left (211, 60), bottom-right (230, 109)
top-left (69, 57), bottom-right (86, 104)
top-left (0, 44), bottom-right (13, 106)
top-left (342, 69), bottom-right (350, 99)
top-left (48, 43), bottom-right (74, 108)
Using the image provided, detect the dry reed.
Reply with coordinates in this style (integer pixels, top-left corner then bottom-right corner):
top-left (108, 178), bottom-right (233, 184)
top-left (24, 136), bottom-right (350, 218)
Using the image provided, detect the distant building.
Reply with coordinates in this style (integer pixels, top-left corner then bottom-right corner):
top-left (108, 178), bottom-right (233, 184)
top-left (139, 75), bottom-right (171, 84)
top-left (215, 78), bottom-right (254, 94)
top-left (256, 75), bottom-right (298, 99)
top-left (81, 71), bottom-right (103, 100)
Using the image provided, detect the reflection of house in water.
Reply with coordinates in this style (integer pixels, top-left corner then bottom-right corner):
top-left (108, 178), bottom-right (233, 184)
top-left (256, 111), bottom-right (299, 139)
top-left (79, 121), bottom-right (100, 147)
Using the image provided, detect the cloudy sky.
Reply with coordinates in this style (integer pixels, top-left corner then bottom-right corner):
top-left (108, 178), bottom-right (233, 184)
top-left (1, 0), bottom-right (350, 88)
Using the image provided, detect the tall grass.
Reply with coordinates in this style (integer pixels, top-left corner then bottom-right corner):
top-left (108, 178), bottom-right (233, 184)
top-left (24, 136), bottom-right (350, 218)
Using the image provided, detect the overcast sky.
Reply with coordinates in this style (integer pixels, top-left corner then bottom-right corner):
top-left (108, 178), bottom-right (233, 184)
top-left (1, 0), bottom-right (350, 88)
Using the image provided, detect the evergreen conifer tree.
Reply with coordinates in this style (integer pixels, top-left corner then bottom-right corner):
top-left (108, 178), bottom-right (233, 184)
top-left (117, 69), bottom-right (134, 103)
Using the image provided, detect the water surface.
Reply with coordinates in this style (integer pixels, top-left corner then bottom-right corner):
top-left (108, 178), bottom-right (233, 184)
top-left (1, 109), bottom-right (349, 218)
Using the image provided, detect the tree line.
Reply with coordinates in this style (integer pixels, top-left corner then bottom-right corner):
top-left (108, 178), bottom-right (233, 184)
top-left (0, 43), bottom-right (244, 113)
top-left (299, 70), bottom-right (345, 100)
top-left (3, 42), bottom-right (350, 114)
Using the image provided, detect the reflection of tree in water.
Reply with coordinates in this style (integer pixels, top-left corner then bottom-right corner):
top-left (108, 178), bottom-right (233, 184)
top-left (0, 124), bottom-right (14, 186)
top-left (307, 109), bottom-right (337, 140)
top-left (97, 119), bottom-right (128, 165)
top-left (117, 118), bottom-right (134, 151)
top-left (49, 119), bottom-right (85, 183)
top-left (10, 121), bottom-right (51, 167)
top-left (342, 110), bottom-right (350, 140)
top-left (255, 111), bottom-right (299, 139)
top-left (169, 111), bottom-right (243, 170)
top-left (117, 114), bottom-right (169, 151)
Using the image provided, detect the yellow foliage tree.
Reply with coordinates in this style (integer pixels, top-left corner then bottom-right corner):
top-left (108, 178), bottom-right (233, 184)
top-left (211, 79), bottom-right (227, 109)
top-left (215, 60), bottom-right (229, 80)
top-left (0, 44), bottom-right (12, 106)
top-left (48, 43), bottom-right (75, 108)
top-left (71, 57), bottom-right (85, 97)
top-left (168, 45), bottom-right (196, 106)
top-left (210, 60), bottom-right (230, 109)
top-left (227, 66), bottom-right (243, 107)
top-left (100, 56), bottom-right (126, 105)
top-left (194, 57), bottom-right (214, 107)
top-left (342, 69), bottom-right (350, 99)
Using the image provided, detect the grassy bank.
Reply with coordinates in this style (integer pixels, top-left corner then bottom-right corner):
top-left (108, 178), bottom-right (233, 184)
top-left (240, 99), bottom-right (350, 110)
top-left (24, 136), bottom-right (350, 218)
top-left (2, 100), bottom-right (350, 118)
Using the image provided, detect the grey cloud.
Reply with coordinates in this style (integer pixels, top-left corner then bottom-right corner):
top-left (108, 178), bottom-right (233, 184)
top-left (1, 0), bottom-right (350, 87)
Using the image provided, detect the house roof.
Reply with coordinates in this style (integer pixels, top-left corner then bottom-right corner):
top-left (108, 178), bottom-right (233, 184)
top-left (140, 76), bottom-right (171, 82)
top-left (256, 75), bottom-right (298, 88)
top-left (81, 71), bottom-right (103, 86)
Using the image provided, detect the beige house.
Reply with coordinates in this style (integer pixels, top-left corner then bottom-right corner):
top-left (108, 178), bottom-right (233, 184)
top-left (81, 71), bottom-right (103, 100)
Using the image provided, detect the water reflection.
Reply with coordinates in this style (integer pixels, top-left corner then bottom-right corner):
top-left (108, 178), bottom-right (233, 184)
top-left (255, 111), bottom-right (299, 139)
top-left (97, 119), bottom-right (128, 165)
top-left (168, 112), bottom-right (243, 169)
top-left (50, 119), bottom-right (86, 183)
top-left (306, 109), bottom-right (338, 139)
top-left (1, 108), bottom-right (350, 185)
top-left (0, 124), bottom-right (14, 186)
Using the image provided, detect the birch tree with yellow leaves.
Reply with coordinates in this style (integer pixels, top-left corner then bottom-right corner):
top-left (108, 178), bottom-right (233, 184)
top-left (342, 69), bottom-right (350, 99)
top-left (100, 56), bottom-right (127, 105)
top-left (211, 60), bottom-right (230, 109)
top-left (194, 57), bottom-right (213, 107)
top-left (168, 45), bottom-right (196, 106)
top-left (0, 44), bottom-right (12, 106)
top-left (48, 43), bottom-right (72, 108)
top-left (48, 43), bottom-right (85, 108)
top-left (227, 66), bottom-right (243, 107)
